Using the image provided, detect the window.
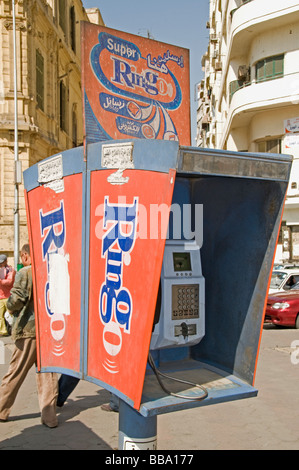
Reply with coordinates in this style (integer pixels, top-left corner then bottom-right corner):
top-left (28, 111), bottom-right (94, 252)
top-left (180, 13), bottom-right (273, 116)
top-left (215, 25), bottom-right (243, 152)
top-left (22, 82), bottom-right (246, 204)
top-left (257, 139), bottom-right (281, 153)
top-left (36, 50), bottom-right (44, 111)
top-left (256, 55), bottom-right (284, 82)
top-left (72, 109), bottom-right (77, 147)
top-left (60, 81), bottom-right (66, 132)
top-left (70, 6), bottom-right (76, 52)
top-left (59, 0), bottom-right (66, 34)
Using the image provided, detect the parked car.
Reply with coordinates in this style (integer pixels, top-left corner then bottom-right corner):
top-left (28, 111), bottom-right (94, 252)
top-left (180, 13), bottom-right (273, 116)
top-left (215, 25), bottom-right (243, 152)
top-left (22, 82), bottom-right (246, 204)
top-left (273, 263), bottom-right (299, 270)
top-left (265, 283), bottom-right (299, 328)
top-left (268, 268), bottom-right (299, 294)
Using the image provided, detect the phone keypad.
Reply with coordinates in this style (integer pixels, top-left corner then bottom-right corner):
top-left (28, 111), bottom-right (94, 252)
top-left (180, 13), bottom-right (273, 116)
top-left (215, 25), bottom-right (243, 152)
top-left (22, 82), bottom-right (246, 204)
top-left (172, 284), bottom-right (199, 320)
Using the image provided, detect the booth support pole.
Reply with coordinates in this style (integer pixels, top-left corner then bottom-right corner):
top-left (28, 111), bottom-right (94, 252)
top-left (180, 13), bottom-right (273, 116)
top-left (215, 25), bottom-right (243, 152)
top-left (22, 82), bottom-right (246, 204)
top-left (118, 400), bottom-right (157, 450)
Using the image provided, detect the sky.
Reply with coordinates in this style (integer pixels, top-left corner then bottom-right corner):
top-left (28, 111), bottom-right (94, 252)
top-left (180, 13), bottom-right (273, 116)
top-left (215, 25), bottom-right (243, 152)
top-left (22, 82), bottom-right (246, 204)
top-left (82, 0), bottom-right (210, 144)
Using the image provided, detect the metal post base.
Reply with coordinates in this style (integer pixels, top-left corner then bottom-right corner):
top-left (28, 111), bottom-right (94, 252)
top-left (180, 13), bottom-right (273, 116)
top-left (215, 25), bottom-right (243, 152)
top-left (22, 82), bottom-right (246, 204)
top-left (118, 399), bottom-right (157, 450)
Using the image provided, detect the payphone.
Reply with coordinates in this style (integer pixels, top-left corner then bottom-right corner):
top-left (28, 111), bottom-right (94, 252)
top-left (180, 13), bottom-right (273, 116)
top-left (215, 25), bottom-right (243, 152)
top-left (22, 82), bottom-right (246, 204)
top-left (150, 239), bottom-right (205, 350)
top-left (23, 137), bottom-right (293, 449)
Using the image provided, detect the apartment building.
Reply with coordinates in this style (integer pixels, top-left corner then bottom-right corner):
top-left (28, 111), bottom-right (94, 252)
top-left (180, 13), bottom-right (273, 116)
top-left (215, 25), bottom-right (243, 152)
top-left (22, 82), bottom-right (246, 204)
top-left (0, 0), bottom-right (104, 266)
top-left (197, 0), bottom-right (299, 262)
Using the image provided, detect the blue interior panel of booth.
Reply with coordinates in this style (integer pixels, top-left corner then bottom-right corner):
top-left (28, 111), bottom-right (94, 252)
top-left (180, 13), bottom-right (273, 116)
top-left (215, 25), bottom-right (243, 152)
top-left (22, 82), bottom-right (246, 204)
top-left (189, 175), bottom-right (285, 385)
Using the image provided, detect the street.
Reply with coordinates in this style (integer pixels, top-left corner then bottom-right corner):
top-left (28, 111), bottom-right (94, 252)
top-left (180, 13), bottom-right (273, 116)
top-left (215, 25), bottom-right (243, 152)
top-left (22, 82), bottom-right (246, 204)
top-left (0, 324), bottom-right (299, 450)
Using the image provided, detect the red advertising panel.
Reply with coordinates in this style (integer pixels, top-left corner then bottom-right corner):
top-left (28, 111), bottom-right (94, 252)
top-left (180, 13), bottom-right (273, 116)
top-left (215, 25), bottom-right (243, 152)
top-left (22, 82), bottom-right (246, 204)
top-left (81, 22), bottom-right (190, 146)
top-left (25, 174), bottom-right (83, 373)
top-left (87, 168), bottom-right (176, 410)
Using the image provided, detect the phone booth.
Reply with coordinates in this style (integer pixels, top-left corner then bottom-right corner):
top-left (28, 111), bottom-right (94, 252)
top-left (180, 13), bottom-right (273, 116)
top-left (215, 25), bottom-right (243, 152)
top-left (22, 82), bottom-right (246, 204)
top-left (24, 139), bottom-right (292, 449)
top-left (22, 21), bottom-right (294, 450)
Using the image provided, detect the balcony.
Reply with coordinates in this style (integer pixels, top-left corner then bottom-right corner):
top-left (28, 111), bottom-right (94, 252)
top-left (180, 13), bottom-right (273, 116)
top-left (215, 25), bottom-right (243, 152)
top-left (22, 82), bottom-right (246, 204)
top-left (221, 71), bottom-right (299, 147)
top-left (229, 55), bottom-right (284, 102)
top-left (230, 0), bottom-right (253, 18)
top-left (229, 79), bottom-right (251, 103)
top-left (230, 0), bottom-right (299, 58)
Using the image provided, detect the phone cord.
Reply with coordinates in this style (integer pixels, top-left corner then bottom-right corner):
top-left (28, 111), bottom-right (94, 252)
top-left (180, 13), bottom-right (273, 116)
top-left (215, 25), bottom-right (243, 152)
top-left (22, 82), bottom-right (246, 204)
top-left (148, 353), bottom-right (208, 401)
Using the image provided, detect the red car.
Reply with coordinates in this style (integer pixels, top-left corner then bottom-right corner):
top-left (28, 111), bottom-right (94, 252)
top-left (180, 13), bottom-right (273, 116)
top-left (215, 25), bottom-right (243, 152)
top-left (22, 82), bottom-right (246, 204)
top-left (265, 285), bottom-right (299, 328)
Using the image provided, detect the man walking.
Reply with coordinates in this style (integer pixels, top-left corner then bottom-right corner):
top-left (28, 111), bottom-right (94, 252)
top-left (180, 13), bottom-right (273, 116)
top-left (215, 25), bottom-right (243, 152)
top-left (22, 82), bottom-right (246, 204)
top-left (0, 244), bottom-right (58, 428)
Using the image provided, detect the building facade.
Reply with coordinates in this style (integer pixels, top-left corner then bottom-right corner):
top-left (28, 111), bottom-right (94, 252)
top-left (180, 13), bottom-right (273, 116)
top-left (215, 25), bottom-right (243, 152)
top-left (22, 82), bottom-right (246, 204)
top-left (0, 0), bottom-right (104, 266)
top-left (197, 0), bottom-right (299, 263)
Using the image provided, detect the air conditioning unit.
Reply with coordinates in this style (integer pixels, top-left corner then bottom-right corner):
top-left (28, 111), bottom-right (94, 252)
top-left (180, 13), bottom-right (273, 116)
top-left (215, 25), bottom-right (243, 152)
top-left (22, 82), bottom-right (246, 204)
top-left (238, 65), bottom-right (250, 81)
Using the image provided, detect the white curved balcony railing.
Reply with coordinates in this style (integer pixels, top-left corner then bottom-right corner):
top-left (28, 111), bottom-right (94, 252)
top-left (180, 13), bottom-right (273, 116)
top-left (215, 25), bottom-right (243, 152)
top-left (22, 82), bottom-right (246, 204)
top-left (220, 71), bottom-right (299, 148)
top-left (219, 0), bottom-right (299, 102)
top-left (231, 0), bottom-right (299, 42)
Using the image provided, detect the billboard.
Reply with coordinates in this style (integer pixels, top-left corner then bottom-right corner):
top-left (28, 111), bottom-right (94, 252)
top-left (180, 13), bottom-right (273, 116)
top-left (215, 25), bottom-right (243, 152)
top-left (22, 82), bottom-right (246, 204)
top-left (81, 22), bottom-right (190, 146)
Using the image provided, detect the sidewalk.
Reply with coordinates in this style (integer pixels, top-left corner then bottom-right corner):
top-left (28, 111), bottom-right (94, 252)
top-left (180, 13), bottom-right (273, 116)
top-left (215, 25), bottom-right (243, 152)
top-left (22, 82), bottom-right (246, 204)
top-left (0, 325), bottom-right (299, 450)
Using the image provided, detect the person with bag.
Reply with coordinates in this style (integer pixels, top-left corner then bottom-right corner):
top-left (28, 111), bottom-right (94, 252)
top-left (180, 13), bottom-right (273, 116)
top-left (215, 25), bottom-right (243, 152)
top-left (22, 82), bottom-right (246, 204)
top-left (0, 254), bottom-right (15, 336)
top-left (0, 244), bottom-right (58, 427)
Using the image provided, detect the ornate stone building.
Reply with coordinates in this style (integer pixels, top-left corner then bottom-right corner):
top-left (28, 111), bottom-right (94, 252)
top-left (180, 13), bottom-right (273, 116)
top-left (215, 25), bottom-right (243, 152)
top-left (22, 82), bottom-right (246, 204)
top-left (0, 0), bottom-right (104, 266)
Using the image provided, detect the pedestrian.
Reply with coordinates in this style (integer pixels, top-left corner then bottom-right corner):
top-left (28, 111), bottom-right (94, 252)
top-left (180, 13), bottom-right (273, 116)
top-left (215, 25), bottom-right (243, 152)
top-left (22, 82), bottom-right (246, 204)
top-left (57, 374), bottom-right (119, 412)
top-left (0, 244), bottom-right (58, 428)
top-left (101, 393), bottom-right (119, 412)
top-left (57, 374), bottom-right (80, 407)
top-left (0, 254), bottom-right (15, 336)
